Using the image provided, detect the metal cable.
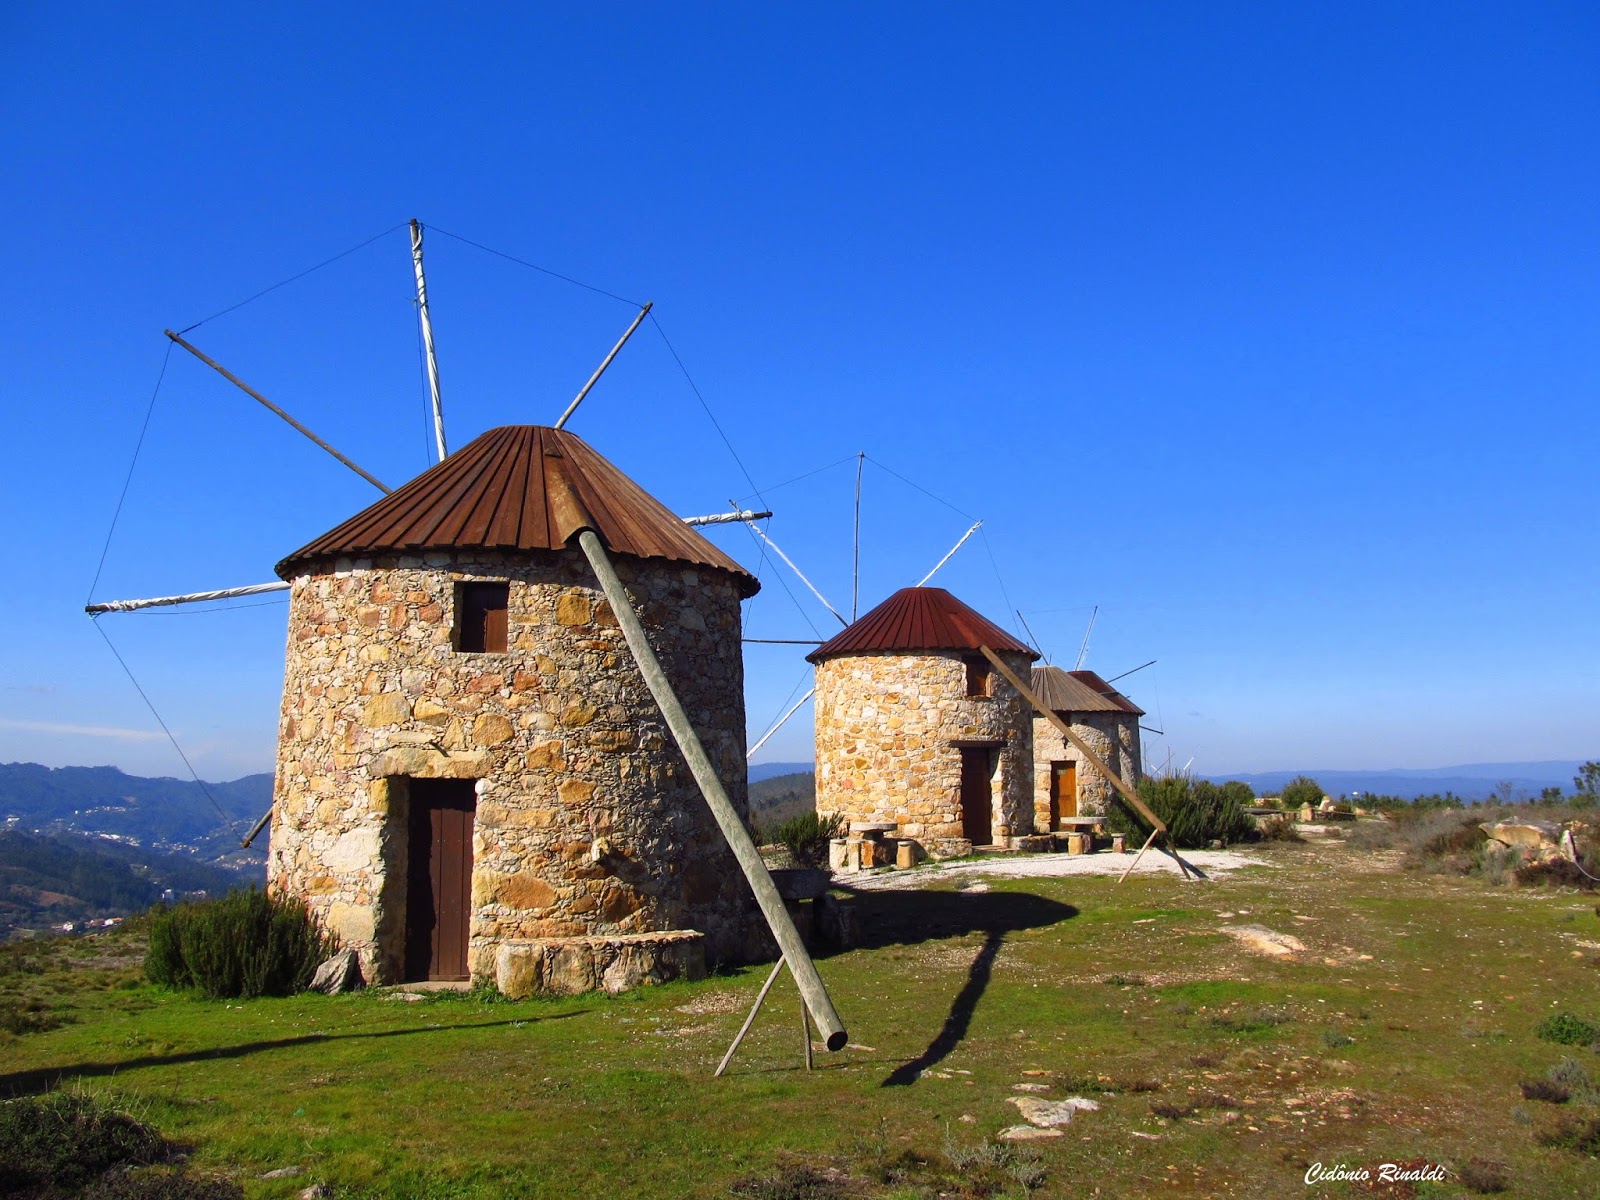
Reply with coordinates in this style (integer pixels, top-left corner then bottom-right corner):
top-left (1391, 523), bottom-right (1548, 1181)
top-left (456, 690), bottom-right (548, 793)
top-left (177, 222), bottom-right (409, 333)
top-left (86, 340), bottom-right (173, 606)
top-left (427, 225), bottom-right (642, 307)
top-left (90, 621), bottom-right (242, 841)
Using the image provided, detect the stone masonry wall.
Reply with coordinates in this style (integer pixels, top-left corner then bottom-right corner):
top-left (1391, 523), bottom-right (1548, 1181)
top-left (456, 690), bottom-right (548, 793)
top-left (1031, 711), bottom-right (1142, 829)
top-left (268, 548), bottom-right (753, 984)
top-left (813, 651), bottom-right (1035, 846)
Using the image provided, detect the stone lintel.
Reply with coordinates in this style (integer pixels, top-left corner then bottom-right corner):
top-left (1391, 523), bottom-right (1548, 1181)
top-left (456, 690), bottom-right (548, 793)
top-left (369, 746), bottom-right (493, 779)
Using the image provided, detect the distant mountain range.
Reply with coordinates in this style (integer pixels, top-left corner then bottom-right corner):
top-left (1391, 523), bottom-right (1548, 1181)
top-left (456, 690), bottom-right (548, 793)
top-left (0, 762), bottom-right (269, 863)
top-left (1204, 760), bottom-right (1587, 801)
top-left (748, 761), bottom-right (813, 784)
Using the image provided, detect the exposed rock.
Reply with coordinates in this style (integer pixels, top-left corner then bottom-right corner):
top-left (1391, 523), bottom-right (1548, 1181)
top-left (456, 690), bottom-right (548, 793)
top-left (998, 1125), bottom-right (1064, 1141)
top-left (1219, 925), bottom-right (1306, 957)
top-left (1482, 820), bottom-right (1562, 850)
top-left (1007, 1096), bottom-right (1100, 1126)
top-left (308, 949), bottom-right (363, 995)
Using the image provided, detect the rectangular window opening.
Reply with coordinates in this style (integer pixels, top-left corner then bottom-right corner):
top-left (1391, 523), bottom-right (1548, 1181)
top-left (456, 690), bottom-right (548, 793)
top-left (457, 582), bottom-right (509, 653)
top-left (964, 656), bottom-right (991, 698)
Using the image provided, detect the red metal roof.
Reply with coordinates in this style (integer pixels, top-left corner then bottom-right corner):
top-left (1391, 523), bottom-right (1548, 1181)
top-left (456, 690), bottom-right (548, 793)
top-left (1030, 666), bottom-right (1145, 716)
top-left (805, 587), bottom-right (1037, 662)
top-left (275, 425), bottom-right (759, 596)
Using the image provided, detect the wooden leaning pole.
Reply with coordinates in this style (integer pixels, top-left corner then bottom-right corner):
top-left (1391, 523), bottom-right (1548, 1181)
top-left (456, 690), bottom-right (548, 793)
top-left (976, 647), bottom-right (1201, 883)
top-left (545, 459), bottom-right (849, 1068)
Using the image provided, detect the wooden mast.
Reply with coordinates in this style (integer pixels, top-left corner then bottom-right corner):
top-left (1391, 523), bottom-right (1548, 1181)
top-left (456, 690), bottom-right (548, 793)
top-left (409, 219), bottom-right (447, 462)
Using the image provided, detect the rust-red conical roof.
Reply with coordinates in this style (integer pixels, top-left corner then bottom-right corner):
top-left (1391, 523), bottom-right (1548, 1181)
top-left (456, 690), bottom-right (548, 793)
top-left (275, 425), bottom-right (759, 596)
top-left (1030, 665), bottom-right (1146, 716)
top-left (806, 587), bottom-right (1037, 662)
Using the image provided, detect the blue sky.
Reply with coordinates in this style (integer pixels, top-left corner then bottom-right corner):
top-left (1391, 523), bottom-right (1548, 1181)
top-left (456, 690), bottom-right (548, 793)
top-left (2, 3), bottom-right (1596, 782)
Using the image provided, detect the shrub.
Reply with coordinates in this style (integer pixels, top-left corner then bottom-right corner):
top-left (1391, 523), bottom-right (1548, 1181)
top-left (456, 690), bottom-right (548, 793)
top-left (1396, 810), bottom-right (1488, 872)
top-left (1535, 1114), bottom-right (1600, 1154)
top-left (1279, 776), bottom-right (1324, 811)
top-left (1258, 815), bottom-right (1303, 843)
top-left (145, 887), bottom-right (338, 1000)
top-left (1104, 775), bottom-right (1255, 849)
top-left (1521, 1080), bottom-right (1569, 1103)
top-left (1459, 1158), bottom-right (1509, 1194)
top-left (1515, 857), bottom-right (1599, 892)
top-left (1535, 1011), bottom-right (1600, 1047)
top-left (1549, 1057), bottom-right (1600, 1103)
top-left (764, 811), bottom-right (846, 869)
top-left (0, 1090), bottom-right (167, 1193)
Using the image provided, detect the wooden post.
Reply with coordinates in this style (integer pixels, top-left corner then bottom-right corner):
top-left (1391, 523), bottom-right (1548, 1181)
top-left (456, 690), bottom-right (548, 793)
top-left (716, 957), bottom-right (786, 1077)
top-left (977, 646), bottom-right (1201, 882)
top-left (1117, 828), bottom-right (1161, 883)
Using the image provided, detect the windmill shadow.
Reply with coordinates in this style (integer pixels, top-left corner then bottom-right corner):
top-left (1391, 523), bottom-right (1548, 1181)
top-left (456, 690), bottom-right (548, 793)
top-left (822, 884), bottom-right (1076, 1087)
top-left (0, 1012), bottom-right (584, 1098)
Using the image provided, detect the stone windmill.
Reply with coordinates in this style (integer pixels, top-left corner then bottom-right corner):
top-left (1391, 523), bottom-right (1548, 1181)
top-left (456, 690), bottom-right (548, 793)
top-left (807, 586), bottom-right (1039, 859)
top-left (268, 425), bottom-right (767, 994)
top-left (85, 224), bottom-right (848, 1046)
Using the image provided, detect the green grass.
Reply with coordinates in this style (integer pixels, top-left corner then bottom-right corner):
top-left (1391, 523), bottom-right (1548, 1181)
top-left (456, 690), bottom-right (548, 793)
top-left (4, 840), bottom-right (1600, 1197)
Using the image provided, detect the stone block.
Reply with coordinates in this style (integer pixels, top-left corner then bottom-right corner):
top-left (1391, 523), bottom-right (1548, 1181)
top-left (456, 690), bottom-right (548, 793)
top-left (545, 943), bottom-right (596, 995)
top-left (483, 871), bottom-right (556, 910)
top-left (361, 691), bottom-right (411, 727)
top-left (496, 944), bottom-right (543, 998)
top-left (558, 779), bottom-right (595, 806)
top-left (525, 741), bottom-right (566, 771)
top-left (414, 698), bottom-right (451, 725)
top-left (556, 593), bottom-right (593, 625)
top-left (473, 713), bottom-right (515, 746)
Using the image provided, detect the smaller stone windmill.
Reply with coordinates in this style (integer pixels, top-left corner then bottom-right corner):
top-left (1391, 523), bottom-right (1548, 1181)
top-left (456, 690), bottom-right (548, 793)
top-left (807, 586), bottom-right (1039, 858)
top-left (1027, 665), bottom-right (1145, 830)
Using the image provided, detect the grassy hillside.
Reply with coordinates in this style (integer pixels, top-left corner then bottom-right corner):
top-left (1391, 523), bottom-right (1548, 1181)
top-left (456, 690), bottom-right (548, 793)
top-left (3, 837), bottom-right (1599, 1197)
top-left (0, 762), bottom-right (271, 856)
top-left (0, 830), bottom-right (258, 939)
top-left (749, 770), bottom-right (815, 829)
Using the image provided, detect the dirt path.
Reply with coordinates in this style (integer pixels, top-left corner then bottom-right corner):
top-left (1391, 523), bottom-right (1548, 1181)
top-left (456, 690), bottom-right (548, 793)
top-left (842, 844), bottom-right (1272, 889)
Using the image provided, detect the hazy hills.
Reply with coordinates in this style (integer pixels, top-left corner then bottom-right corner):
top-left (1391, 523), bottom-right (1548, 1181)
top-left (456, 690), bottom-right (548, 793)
top-left (0, 762), bottom-right (270, 860)
top-left (1205, 760), bottom-right (1586, 801)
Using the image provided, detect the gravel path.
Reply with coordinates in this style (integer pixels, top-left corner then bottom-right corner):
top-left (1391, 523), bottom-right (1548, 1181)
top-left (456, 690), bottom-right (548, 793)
top-left (840, 845), bottom-right (1271, 890)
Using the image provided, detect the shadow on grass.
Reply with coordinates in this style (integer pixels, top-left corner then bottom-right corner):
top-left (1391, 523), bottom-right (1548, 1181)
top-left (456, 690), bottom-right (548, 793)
top-left (0, 1011), bottom-right (586, 1098)
top-left (824, 886), bottom-right (1077, 1087)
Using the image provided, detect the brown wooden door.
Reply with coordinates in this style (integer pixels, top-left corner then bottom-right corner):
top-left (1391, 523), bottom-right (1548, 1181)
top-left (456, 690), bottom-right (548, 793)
top-left (405, 779), bottom-right (476, 981)
top-left (1050, 762), bottom-right (1078, 825)
top-left (959, 747), bottom-right (994, 846)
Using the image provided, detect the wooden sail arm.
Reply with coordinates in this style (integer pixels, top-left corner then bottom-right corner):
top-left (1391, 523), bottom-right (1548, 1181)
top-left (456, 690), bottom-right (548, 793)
top-left (165, 331), bottom-right (391, 494)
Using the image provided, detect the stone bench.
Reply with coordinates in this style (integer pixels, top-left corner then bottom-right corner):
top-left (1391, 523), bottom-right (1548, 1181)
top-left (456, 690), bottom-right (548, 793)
top-left (493, 930), bottom-right (705, 998)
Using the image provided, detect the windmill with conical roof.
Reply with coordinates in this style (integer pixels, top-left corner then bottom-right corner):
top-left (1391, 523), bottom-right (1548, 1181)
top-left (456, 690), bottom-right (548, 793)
top-left (806, 586), bottom-right (1039, 858)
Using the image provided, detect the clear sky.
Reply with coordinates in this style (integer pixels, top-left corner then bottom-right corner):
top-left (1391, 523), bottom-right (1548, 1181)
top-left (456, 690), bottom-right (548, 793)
top-left (2, 3), bottom-right (1596, 783)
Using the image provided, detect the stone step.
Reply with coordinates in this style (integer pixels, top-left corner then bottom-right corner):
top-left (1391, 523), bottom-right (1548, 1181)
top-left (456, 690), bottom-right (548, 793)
top-left (494, 930), bottom-right (705, 998)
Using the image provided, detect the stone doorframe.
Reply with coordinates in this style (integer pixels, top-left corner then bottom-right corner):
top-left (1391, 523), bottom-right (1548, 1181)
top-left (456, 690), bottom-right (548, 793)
top-left (368, 749), bottom-right (491, 984)
top-left (949, 738), bottom-right (1005, 843)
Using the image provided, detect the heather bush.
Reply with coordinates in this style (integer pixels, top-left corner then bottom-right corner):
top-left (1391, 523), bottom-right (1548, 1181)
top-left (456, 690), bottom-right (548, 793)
top-left (145, 887), bottom-right (338, 999)
top-left (1104, 775), bottom-right (1255, 849)
top-left (761, 811), bottom-right (847, 869)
